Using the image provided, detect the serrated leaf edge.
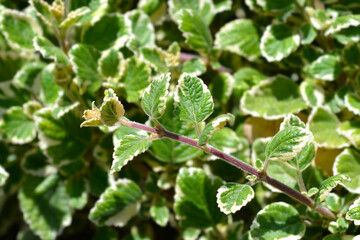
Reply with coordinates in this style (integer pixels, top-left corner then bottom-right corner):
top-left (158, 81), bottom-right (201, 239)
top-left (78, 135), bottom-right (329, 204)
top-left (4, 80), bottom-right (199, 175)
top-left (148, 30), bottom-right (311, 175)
top-left (216, 184), bottom-right (254, 215)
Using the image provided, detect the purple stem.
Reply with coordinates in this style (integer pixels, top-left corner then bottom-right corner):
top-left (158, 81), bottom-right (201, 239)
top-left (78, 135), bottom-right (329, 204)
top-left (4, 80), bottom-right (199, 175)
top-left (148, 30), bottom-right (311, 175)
top-left (122, 120), bottom-right (336, 220)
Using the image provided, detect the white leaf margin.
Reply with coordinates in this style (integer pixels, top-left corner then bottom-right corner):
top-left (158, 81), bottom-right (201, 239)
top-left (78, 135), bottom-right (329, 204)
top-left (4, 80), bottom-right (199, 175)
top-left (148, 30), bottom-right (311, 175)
top-left (216, 184), bottom-right (254, 215)
top-left (346, 197), bottom-right (360, 226)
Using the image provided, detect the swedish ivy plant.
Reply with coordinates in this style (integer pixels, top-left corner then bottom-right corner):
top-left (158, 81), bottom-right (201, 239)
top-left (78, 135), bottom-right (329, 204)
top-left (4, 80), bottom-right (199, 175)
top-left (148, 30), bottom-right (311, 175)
top-left (0, 0), bottom-right (360, 239)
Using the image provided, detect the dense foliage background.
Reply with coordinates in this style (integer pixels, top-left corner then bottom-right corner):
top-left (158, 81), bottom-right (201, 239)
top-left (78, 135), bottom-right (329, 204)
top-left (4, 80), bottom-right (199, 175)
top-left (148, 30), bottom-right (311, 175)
top-left (0, 0), bottom-right (360, 239)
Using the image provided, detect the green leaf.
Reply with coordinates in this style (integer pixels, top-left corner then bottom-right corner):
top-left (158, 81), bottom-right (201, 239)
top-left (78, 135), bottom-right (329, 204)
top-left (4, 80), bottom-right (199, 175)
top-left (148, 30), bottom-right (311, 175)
top-left (126, 9), bottom-right (155, 49)
top-left (289, 141), bottom-right (315, 172)
top-left (59, 7), bottom-right (90, 28)
top-left (169, 0), bottom-right (216, 25)
top-left (141, 47), bottom-right (169, 73)
top-left (83, 13), bottom-right (130, 50)
top-left (198, 114), bottom-right (234, 146)
top-left (346, 197), bottom-right (360, 226)
top-left (324, 193), bottom-right (342, 212)
top-left (174, 73), bottom-right (214, 124)
top-left (100, 89), bottom-right (125, 126)
top-left (141, 73), bottom-right (170, 119)
top-left (99, 48), bottom-right (122, 78)
top-left (34, 108), bottom-right (91, 164)
top-left (0, 165), bottom-right (9, 186)
top-left (29, 0), bottom-right (57, 27)
top-left (69, 44), bottom-right (102, 92)
top-left (65, 176), bottom-right (88, 210)
top-left (308, 107), bottom-right (349, 148)
top-left (121, 57), bottom-right (151, 103)
top-left (241, 75), bottom-right (306, 119)
top-left (74, 0), bottom-right (109, 25)
top-left (33, 37), bottom-right (69, 65)
top-left (52, 102), bottom-right (80, 119)
top-left (233, 67), bottom-right (267, 98)
top-left (250, 202), bottom-right (305, 240)
top-left (176, 9), bottom-right (212, 56)
top-left (279, 114), bottom-right (306, 130)
top-left (14, 62), bottom-right (45, 89)
top-left (300, 23), bottom-right (317, 45)
top-left (111, 135), bottom-right (150, 172)
top-left (307, 55), bottom-right (341, 81)
top-left (260, 24), bottom-right (300, 62)
top-left (151, 96), bottom-right (203, 163)
top-left (315, 174), bottom-right (351, 203)
top-left (150, 205), bottom-right (169, 227)
top-left (216, 183), bottom-right (254, 215)
top-left (174, 167), bottom-right (225, 229)
top-left (0, 9), bottom-right (42, 49)
top-left (209, 128), bottom-right (249, 157)
top-left (342, 42), bottom-right (360, 66)
top-left (215, 19), bottom-right (261, 61)
top-left (325, 15), bottom-right (360, 44)
top-left (40, 64), bottom-right (62, 105)
top-left (345, 93), bottom-right (360, 116)
top-left (89, 179), bottom-right (142, 226)
top-left (333, 149), bottom-right (360, 194)
top-left (300, 80), bottom-right (325, 107)
top-left (182, 58), bottom-right (206, 76)
top-left (209, 72), bottom-right (234, 105)
top-left (338, 121), bottom-right (360, 147)
top-left (3, 106), bottom-right (36, 144)
top-left (265, 126), bottom-right (313, 161)
top-left (18, 174), bottom-right (72, 240)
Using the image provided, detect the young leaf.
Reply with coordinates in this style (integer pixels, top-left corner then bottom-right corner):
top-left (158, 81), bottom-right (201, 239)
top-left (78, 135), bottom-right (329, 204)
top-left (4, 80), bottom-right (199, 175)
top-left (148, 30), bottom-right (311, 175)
top-left (290, 141), bottom-right (315, 172)
top-left (174, 167), bottom-right (225, 229)
top-left (65, 176), bottom-right (88, 210)
top-left (315, 174), bottom-right (351, 203)
top-left (81, 102), bottom-right (103, 127)
top-left (100, 89), bottom-right (125, 126)
top-left (338, 121), bottom-right (360, 147)
top-left (59, 7), bottom-right (90, 28)
top-left (69, 44), bottom-right (102, 92)
top-left (83, 14), bottom-right (130, 50)
top-left (333, 149), bottom-right (360, 194)
top-left (215, 19), bottom-right (261, 61)
top-left (111, 135), bottom-right (150, 172)
top-left (307, 55), bottom-right (341, 81)
top-left (141, 73), bottom-right (170, 120)
top-left (175, 9), bottom-right (212, 56)
top-left (216, 183), bottom-right (254, 215)
top-left (121, 57), bottom-right (151, 103)
top-left (345, 93), bottom-right (360, 116)
top-left (0, 9), bottom-right (42, 49)
top-left (198, 114), bottom-right (234, 146)
top-left (346, 197), bottom-right (360, 226)
top-left (0, 165), bottom-right (9, 186)
top-left (300, 80), bottom-right (325, 107)
top-left (265, 126), bottom-right (313, 161)
top-left (150, 205), bottom-right (169, 227)
top-left (308, 107), bottom-right (349, 148)
top-left (33, 37), bottom-right (69, 65)
top-left (260, 24), bottom-right (300, 62)
top-left (18, 174), bottom-right (72, 240)
top-left (241, 75), bottom-right (306, 120)
top-left (89, 179), bottom-right (142, 226)
top-left (29, 0), bottom-right (57, 27)
top-left (250, 202), bottom-right (305, 240)
top-left (3, 106), bottom-right (36, 144)
top-left (174, 73), bottom-right (214, 124)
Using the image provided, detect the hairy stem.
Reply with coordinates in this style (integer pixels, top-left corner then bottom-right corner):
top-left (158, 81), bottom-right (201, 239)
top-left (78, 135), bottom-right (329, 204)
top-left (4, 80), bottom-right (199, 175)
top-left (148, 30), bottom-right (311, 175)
top-left (121, 120), bottom-right (336, 220)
